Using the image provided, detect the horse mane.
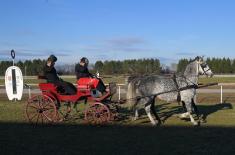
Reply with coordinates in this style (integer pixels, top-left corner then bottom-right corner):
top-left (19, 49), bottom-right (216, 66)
top-left (127, 75), bottom-right (145, 83)
top-left (189, 56), bottom-right (203, 63)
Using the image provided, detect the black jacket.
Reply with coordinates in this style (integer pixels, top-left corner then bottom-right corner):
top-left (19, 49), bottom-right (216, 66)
top-left (75, 64), bottom-right (92, 79)
top-left (43, 64), bottom-right (60, 83)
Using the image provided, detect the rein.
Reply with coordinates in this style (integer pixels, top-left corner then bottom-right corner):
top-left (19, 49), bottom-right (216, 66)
top-left (120, 82), bottom-right (217, 103)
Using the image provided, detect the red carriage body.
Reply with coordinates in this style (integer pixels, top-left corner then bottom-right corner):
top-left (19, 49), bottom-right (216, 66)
top-left (38, 78), bottom-right (110, 102)
top-left (26, 76), bottom-right (117, 125)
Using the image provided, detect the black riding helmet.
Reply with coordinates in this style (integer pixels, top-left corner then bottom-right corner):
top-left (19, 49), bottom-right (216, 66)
top-left (48, 55), bottom-right (57, 62)
top-left (80, 57), bottom-right (89, 65)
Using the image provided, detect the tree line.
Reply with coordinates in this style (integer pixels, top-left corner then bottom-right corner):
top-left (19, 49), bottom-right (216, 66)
top-left (2, 57), bottom-right (234, 76)
top-left (0, 59), bottom-right (46, 76)
top-left (93, 59), bottom-right (161, 75)
top-left (0, 58), bottom-right (161, 76)
top-left (177, 57), bottom-right (235, 74)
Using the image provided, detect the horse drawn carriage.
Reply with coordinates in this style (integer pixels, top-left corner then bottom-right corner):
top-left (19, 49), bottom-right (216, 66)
top-left (25, 76), bottom-right (118, 125)
top-left (25, 56), bottom-right (215, 126)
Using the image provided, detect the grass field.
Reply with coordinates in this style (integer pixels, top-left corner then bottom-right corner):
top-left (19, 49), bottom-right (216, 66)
top-left (1, 94), bottom-right (235, 154)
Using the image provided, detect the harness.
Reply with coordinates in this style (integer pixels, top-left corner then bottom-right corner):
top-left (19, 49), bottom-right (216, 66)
top-left (172, 73), bottom-right (181, 103)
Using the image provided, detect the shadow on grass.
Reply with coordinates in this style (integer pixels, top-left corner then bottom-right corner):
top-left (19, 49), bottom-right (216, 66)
top-left (1, 122), bottom-right (235, 155)
top-left (198, 103), bottom-right (233, 120)
top-left (112, 102), bottom-right (233, 125)
top-left (152, 102), bottom-right (233, 123)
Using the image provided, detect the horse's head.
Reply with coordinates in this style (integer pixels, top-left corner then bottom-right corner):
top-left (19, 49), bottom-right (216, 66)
top-left (195, 56), bottom-right (213, 77)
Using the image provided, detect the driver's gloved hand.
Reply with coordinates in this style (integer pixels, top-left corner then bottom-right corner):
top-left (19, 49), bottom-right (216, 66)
top-left (91, 74), bottom-right (97, 78)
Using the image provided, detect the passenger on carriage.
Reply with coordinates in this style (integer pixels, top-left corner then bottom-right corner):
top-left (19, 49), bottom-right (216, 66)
top-left (43, 55), bottom-right (77, 95)
top-left (75, 57), bottom-right (106, 95)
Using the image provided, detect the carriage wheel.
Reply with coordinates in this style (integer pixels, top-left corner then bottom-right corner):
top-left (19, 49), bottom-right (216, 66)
top-left (85, 102), bottom-right (111, 124)
top-left (107, 103), bottom-right (119, 121)
top-left (26, 94), bottom-right (57, 125)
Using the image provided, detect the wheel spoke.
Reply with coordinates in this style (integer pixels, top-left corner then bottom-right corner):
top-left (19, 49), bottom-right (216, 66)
top-left (42, 112), bottom-right (51, 121)
top-left (29, 113), bottom-right (38, 122)
top-left (28, 104), bottom-right (39, 109)
top-left (42, 101), bottom-right (51, 109)
top-left (35, 113), bottom-right (40, 125)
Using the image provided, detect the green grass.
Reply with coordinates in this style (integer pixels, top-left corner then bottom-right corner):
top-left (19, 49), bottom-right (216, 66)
top-left (0, 93), bottom-right (235, 125)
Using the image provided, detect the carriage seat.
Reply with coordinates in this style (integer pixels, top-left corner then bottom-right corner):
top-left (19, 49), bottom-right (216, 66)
top-left (38, 75), bottom-right (56, 91)
top-left (38, 83), bottom-right (57, 92)
top-left (38, 75), bottom-right (65, 93)
top-left (77, 78), bottom-right (99, 90)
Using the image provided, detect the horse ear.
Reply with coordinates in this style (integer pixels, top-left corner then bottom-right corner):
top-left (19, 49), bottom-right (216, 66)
top-left (195, 56), bottom-right (200, 61)
top-left (201, 55), bottom-right (205, 61)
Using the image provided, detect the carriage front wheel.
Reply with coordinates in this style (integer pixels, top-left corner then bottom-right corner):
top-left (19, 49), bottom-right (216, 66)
top-left (26, 94), bottom-right (57, 125)
top-left (85, 102), bottom-right (111, 124)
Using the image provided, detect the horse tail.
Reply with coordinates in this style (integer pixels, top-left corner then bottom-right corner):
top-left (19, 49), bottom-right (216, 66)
top-left (126, 78), bottom-right (138, 109)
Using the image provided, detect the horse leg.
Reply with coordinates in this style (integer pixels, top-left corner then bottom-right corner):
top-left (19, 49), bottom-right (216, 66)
top-left (181, 101), bottom-right (187, 112)
top-left (150, 98), bottom-right (161, 125)
top-left (188, 112), bottom-right (198, 125)
top-left (191, 98), bottom-right (199, 115)
top-left (144, 98), bottom-right (157, 125)
top-left (179, 101), bottom-right (189, 119)
top-left (131, 99), bottom-right (140, 121)
top-left (185, 100), bottom-right (199, 126)
top-left (192, 97), bottom-right (206, 123)
top-left (132, 108), bottom-right (139, 121)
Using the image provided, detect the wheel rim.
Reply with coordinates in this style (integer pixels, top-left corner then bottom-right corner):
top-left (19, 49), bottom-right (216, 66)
top-left (85, 102), bottom-right (110, 124)
top-left (26, 95), bottom-right (57, 125)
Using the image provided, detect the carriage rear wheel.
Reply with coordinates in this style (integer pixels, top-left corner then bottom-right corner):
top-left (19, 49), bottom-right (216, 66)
top-left (26, 94), bottom-right (57, 125)
top-left (85, 102), bottom-right (111, 124)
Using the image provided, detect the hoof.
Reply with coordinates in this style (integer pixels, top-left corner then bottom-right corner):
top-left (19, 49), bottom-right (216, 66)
top-left (193, 121), bottom-right (198, 126)
top-left (193, 121), bottom-right (200, 126)
top-left (197, 121), bottom-right (201, 126)
top-left (151, 121), bottom-right (157, 126)
top-left (198, 115), bottom-right (206, 123)
top-left (132, 117), bottom-right (138, 121)
top-left (151, 121), bottom-right (161, 127)
top-left (178, 113), bottom-right (188, 119)
top-left (157, 122), bottom-right (161, 126)
top-left (200, 119), bottom-right (207, 123)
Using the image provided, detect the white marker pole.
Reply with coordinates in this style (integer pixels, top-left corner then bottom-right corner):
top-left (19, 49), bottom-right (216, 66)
top-left (220, 85), bottom-right (223, 104)
top-left (118, 86), bottom-right (121, 100)
top-left (28, 86), bottom-right (31, 98)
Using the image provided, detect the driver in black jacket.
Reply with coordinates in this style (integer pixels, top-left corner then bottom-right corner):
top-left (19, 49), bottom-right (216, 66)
top-left (43, 55), bottom-right (77, 95)
top-left (75, 57), bottom-right (106, 94)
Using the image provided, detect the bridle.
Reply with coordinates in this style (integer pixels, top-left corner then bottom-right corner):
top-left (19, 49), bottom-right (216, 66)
top-left (198, 62), bottom-right (212, 76)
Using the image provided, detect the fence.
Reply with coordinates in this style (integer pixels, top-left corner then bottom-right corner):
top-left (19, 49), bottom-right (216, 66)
top-left (1, 83), bottom-right (235, 103)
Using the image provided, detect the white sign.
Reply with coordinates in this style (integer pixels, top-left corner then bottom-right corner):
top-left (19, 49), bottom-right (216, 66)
top-left (5, 66), bottom-right (24, 100)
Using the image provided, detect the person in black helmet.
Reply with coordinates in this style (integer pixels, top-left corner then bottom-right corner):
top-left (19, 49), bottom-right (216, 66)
top-left (75, 57), bottom-right (106, 94)
top-left (75, 57), bottom-right (93, 79)
top-left (43, 55), bottom-right (77, 95)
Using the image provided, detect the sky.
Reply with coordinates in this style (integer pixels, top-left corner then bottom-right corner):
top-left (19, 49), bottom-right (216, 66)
top-left (0, 0), bottom-right (235, 65)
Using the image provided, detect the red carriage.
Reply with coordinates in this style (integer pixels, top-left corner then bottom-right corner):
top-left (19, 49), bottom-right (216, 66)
top-left (25, 76), bottom-right (118, 125)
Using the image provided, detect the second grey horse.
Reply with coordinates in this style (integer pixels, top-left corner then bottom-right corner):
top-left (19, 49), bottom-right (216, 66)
top-left (126, 56), bottom-right (213, 126)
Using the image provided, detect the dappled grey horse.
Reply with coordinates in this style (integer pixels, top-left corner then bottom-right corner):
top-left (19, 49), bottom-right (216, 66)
top-left (126, 56), bottom-right (213, 125)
